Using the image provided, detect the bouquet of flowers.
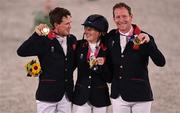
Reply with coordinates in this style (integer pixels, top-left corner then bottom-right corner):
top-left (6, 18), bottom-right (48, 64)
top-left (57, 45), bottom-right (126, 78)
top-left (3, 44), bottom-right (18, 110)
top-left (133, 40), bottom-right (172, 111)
top-left (25, 59), bottom-right (42, 77)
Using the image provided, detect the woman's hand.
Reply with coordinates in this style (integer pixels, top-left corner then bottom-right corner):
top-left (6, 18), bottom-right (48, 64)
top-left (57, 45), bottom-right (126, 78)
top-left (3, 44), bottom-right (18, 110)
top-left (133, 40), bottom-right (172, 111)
top-left (96, 57), bottom-right (105, 65)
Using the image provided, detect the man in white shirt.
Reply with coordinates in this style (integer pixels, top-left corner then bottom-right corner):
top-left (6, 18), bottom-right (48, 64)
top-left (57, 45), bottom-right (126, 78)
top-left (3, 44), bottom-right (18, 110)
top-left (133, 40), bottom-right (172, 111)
top-left (107, 2), bottom-right (166, 113)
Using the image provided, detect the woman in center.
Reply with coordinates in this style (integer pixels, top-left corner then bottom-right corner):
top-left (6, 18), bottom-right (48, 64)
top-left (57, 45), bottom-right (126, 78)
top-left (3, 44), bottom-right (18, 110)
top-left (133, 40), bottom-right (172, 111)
top-left (73, 14), bottom-right (112, 113)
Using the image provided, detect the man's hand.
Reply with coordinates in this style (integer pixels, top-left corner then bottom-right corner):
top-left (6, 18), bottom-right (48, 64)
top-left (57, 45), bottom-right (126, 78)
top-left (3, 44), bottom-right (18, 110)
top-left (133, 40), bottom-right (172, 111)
top-left (138, 33), bottom-right (150, 44)
top-left (35, 24), bottom-right (49, 36)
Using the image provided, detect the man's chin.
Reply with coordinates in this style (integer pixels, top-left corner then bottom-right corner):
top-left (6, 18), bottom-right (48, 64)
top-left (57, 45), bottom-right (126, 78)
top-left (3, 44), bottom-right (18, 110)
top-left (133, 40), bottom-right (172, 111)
top-left (118, 27), bottom-right (128, 32)
top-left (66, 31), bottom-right (70, 35)
top-left (64, 32), bottom-right (70, 36)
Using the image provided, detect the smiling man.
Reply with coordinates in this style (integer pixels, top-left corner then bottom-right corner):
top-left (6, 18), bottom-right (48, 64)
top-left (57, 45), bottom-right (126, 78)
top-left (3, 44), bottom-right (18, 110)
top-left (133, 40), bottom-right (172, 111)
top-left (107, 2), bottom-right (166, 113)
top-left (17, 7), bottom-right (77, 113)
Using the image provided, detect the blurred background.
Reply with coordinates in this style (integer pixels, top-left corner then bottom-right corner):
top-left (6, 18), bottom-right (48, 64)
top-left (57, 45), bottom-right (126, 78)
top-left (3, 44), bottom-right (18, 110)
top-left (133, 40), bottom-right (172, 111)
top-left (0, 0), bottom-right (180, 113)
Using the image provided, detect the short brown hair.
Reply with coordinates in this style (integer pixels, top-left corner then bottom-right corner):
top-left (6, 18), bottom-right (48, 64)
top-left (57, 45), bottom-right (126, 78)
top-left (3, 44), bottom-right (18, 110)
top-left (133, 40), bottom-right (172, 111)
top-left (49, 7), bottom-right (71, 27)
top-left (113, 2), bottom-right (132, 17)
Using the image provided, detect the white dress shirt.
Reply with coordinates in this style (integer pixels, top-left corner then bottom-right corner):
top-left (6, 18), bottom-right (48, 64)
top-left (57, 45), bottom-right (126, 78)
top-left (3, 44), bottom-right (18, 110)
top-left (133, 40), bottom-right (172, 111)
top-left (57, 36), bottom-right (67, 55)
top-left (119, 26), bottom-right (133, 53)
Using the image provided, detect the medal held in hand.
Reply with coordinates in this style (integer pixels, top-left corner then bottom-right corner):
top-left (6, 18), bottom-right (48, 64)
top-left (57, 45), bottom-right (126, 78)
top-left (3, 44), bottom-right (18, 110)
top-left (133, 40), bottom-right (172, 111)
top-left (89, 55), bottom-right (98, 70)
top-left (132, 25), bottom-right (141, 50)
top-left (41, 27), bottom-right (50, 36)
top-left (133, 35), bottom-right (141, 50)
top-left (41, 27), bottom-right (57, 40)
top-left (133, 35), bottom-right (141, 45)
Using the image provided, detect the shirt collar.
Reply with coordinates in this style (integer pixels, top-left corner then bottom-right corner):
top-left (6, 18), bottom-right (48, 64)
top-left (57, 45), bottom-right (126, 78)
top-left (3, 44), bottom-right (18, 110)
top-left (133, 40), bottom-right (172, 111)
top-left (56, 35), bottom-right (67, 41)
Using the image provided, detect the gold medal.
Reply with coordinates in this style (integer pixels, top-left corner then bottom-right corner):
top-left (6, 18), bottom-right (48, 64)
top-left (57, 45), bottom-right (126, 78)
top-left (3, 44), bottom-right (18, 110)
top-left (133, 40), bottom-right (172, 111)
top-left (133, 35), bottom-right (141, 45)
top-left (41, 27), bottom-right (50, 36)
top-left (89, 55), bottom-right (97, 69)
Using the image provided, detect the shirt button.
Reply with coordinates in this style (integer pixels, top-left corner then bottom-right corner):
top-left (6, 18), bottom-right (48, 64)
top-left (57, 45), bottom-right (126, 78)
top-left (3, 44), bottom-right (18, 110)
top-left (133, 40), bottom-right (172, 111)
top-left (65, 58), bottom-right (67, 61)
top-left (65, 79), bottom-right (68, 82)
top-left (88, 86), bottom-right (91, 88)
top-left (65, 69), bottom-right (67, 71)
top-left (121, 55), bottom-right (124, 58)
top-left (120, 65), bottom-right (123, 68)
top-left (119, 76), bottom-right (122, 79)
top-left (89, 76), bottom-right (91, 79)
